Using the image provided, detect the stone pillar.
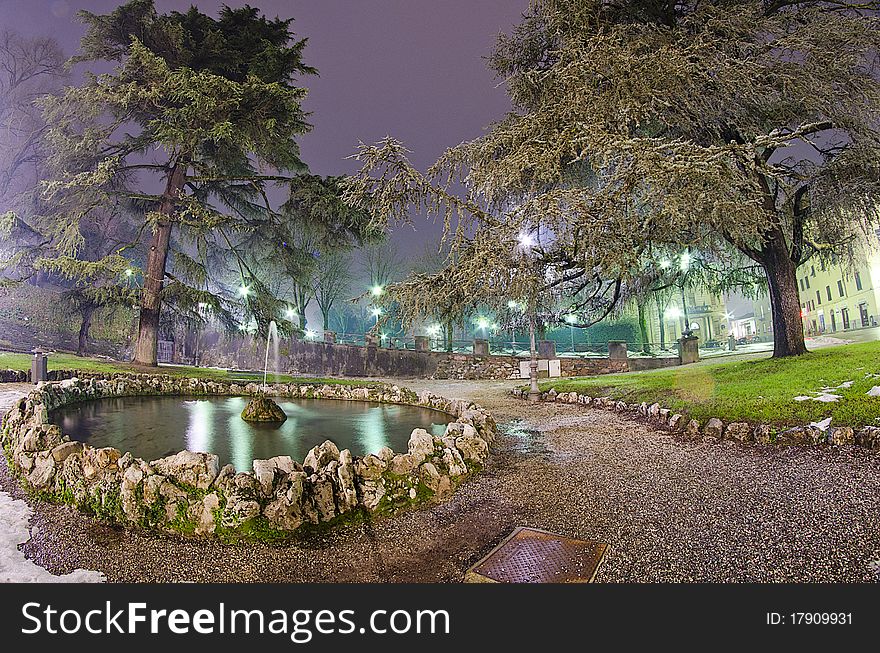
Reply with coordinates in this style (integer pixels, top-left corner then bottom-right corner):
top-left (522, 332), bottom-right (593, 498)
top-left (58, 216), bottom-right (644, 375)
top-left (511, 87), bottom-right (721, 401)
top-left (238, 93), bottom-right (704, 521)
top-left (608, 340), bottom-right (628, 360)
top-left (678, 335), bottom-right (700, 364)
top-left (414, 335), bottom-right (430, 351)
top-left (365, 333), bottom-right (379, 348)
top-left (472, 338), bottom-right (490, 356)
top-left (537, 339), bottom-right (556, 358)
top-left (323, 331), bottom-right (336, 344)
top-left (30, 348), bottom-right (48, 384)
top-left (727, 334), bottom-right (736, 351)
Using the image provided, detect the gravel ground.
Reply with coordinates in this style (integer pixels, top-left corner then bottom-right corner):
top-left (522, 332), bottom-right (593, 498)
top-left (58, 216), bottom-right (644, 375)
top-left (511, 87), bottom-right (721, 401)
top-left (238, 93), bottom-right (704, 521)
top-left (1, 378), bottom-right (879, 582)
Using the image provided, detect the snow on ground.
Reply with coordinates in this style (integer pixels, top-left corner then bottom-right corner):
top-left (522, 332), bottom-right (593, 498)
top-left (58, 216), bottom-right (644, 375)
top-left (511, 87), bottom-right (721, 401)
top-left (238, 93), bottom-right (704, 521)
top-left (806, 335), bottom-right (855, 347)
top-left (0, 491), bottom-right (104, 583)
top-left (867, 386), bottom-right (880, 397)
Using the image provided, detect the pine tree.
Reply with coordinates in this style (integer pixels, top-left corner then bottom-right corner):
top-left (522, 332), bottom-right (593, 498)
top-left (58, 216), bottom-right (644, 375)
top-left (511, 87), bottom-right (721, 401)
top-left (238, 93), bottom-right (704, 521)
top-left (40, 1), bottom-right (319, 365)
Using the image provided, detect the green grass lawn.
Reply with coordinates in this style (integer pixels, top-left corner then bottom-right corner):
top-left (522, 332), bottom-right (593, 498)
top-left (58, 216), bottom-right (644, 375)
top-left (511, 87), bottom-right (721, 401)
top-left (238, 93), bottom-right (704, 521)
top-left (541, 341), bottom-right (880, 428)
top-left (0, 351), bottom-right (373, 386)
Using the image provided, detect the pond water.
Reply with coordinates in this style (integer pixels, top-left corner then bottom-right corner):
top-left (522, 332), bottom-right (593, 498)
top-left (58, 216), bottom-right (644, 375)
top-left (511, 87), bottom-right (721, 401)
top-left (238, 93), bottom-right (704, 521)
top-left (50, 396), bottom-right (452, 471)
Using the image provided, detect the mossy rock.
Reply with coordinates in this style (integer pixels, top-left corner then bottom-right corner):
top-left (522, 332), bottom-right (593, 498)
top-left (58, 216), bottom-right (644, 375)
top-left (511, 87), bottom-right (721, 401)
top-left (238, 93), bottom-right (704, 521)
top-left (240, 395), bottom-right (287, 423)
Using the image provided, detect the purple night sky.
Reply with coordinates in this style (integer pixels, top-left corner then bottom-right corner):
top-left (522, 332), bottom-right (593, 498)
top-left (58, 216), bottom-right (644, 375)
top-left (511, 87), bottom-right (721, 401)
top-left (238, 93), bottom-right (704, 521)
top-left (0, 0), bottom-right (527, 247)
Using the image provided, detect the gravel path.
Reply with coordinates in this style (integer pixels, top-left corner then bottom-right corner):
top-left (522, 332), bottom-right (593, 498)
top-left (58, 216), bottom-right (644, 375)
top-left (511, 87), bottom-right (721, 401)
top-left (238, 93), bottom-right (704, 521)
top-left (1, 378), bottom-right (878, 582)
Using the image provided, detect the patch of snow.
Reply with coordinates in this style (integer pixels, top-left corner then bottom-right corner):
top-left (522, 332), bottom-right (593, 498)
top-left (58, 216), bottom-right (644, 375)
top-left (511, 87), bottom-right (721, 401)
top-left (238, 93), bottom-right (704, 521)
top-left (0, 491), bottom-right (104, 583)
top-left (867, 386), bottom-right (880, 397)
top-left (793, 396), bottom-right (812, 402)
top-left (814, 393), bottom-right (841, 403)
top-left (837, 381), bottom-right (854, 389)
top-left (806, 335), bottom-right (855, 347)
top-left (810, 417), bottom-right (833, 431)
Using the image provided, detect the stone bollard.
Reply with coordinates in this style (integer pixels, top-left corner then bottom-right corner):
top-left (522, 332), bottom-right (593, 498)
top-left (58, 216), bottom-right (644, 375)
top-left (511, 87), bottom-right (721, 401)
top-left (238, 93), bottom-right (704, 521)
top-left (608, 340), bottom-right (628, 360)
top-left (678, 335), bottom-right (700, 364)
top-left (472, 339), bottom-right (490, 356)
top-left (30, 348), bottom-right (48, 384)
top-left (324, 331), bottom-right (336, 344)
top-left (537, 340), bottom-right (556, 358)
top-left (727, 334), bottom-right (737, 351)
top-left (414, 335), bottom-right (431, 351)
top-left (365, 333), bottom-right (379, 348)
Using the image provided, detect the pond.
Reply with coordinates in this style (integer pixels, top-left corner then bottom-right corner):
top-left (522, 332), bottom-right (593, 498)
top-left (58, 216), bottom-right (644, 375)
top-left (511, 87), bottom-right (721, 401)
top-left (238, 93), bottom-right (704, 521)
top-left (50, 395), bottom-right (452, 471)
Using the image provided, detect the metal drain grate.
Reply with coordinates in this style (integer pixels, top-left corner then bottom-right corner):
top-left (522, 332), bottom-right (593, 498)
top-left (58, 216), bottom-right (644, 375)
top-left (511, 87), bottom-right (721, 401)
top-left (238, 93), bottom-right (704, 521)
top-left (465, 527), bottom-right (608, 583)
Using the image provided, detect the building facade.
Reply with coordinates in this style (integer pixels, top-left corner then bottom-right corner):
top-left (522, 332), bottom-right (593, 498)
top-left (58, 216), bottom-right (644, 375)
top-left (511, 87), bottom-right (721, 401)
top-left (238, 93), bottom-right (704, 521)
top-left (796, 249), bottom-right (880, 335)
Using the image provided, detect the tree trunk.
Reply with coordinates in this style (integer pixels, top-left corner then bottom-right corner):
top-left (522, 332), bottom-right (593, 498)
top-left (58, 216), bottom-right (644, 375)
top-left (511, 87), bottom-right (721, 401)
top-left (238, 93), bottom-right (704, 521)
top-left (133, 163), bottom-right (187, 366)
top-left (321, 307), bottom-right (330, 332)
top-left (758, 236), bottom-right (808, 358)
top-left (77, 304), bottom-right (95, 356)
top-left (445, 322), bottom-right (453, 353)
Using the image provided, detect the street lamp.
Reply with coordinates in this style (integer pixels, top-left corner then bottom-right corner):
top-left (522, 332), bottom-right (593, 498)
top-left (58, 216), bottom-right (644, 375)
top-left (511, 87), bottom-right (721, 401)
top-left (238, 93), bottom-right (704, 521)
top-left (284, 307), bottom-right (296, 320)
top-left (371, 307), bottom-right (382, 325)
top-left (370, 285), bottom-right (384, 297)
top-left (238, 284), bottom-right (250, 297)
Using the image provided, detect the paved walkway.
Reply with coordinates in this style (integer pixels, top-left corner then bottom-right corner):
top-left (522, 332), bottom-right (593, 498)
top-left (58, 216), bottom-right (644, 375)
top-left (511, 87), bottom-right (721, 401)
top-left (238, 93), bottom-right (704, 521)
top-left (1, 378), bottom-right (877, 582)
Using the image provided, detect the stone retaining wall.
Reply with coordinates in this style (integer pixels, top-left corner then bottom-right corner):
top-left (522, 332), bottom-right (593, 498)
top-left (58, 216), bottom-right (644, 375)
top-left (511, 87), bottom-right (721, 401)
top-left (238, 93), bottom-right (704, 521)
top-left (1, 375), bottom-right (496, 541)
top-left (514, 388), bottom-right (880, 450)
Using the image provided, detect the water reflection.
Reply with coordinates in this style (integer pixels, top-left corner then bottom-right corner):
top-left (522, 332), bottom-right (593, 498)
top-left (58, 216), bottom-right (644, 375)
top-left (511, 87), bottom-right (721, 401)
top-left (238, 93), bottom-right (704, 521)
top-left (51, 395), bottom-right (453, 471)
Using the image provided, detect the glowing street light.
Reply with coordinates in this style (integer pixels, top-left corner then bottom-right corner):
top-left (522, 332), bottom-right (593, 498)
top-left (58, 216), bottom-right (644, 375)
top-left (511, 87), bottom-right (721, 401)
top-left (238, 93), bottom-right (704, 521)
top-left (238, 284), bottom-right (250, 297)
top-left (476, 316), bottom-right (490, 331)
top-left (124, 268), bottom-right (134, 278)
top-left (517, 231), bottom-right (537, 251)
top-left (680, 252), bottom-right (691, 272)
top-left (284, 307), bottom-right (296, 320)
top-left (507, 300), bottom-right (518, 309)
top-left (659, 259), bottom-right (671, 270)
top-left (304, 328), bottom-right (317, 340)
top-left (370, 285), bottom-right (384, 297)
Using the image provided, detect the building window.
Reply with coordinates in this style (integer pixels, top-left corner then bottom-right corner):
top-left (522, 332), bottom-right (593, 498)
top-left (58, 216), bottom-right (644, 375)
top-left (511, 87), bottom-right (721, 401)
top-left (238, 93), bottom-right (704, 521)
top-left (838, 280), bottom-right (845, 297)
top-left (855, 272), bottom-right (862, 291)
top-left (805, 276), bottom-right (810, 289)
top-left (826, 286), bottom-right (832, 301)
top-left (799, 279), bottom-right (804, 291)
top-left (816, 290), bottom-right (821, 306)
top-left (811, 265), bottom-right (816, 277)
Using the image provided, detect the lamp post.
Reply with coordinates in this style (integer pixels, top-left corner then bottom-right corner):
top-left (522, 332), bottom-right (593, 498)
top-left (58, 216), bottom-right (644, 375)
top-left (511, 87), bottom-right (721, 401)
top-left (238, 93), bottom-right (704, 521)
top-left (517, 231), bottom-right (541, 402)
top-left (565, 313), bottom-right (577, 354)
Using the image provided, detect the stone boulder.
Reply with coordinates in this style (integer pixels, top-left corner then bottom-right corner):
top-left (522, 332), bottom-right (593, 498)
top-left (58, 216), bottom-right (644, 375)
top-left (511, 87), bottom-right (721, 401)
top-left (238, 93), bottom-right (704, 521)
top-left (304, 440), bottom-right (340, 472)
top-left (828, 427), bottom-right (854, 446)
top-left (703, 418), bottom-right (724, 439)
top-left (855, 426), bottom-right (880, 449)
top-left (724, 422), bottom-right (752, 443)
top-left (240, 395), bottom-right (287, 422)
top-left (753, 424), bottom-right (773, 445)
top-left (150, 450), bottom-right (219, 490)
top-left (407, 429), bottom-right (435, 463)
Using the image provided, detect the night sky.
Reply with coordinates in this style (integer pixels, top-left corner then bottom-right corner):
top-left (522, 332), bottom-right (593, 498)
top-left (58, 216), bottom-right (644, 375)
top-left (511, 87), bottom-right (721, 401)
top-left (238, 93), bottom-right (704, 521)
top-left (0, 0), bottom-right (527, 249)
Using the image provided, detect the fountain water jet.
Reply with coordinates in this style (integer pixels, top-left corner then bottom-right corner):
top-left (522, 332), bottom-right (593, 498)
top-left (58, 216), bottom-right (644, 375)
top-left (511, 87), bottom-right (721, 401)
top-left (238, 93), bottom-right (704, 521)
top-left (242, 320), bottom-right (286, 422)
top-left (263, 319), bottom-right (280, 385)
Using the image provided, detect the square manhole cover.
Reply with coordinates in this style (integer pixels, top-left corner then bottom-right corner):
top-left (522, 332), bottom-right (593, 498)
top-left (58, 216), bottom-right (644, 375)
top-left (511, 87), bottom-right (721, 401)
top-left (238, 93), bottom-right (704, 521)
top-left (465, 527), bottom-right (608, 583)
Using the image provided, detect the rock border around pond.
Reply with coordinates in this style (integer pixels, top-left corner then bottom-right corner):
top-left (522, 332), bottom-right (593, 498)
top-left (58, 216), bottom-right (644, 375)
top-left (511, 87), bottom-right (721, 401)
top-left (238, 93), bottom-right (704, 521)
top-left (1, 374), bottom-right (496, 541)
top-left (511, 388), bottom-right (880, 450)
